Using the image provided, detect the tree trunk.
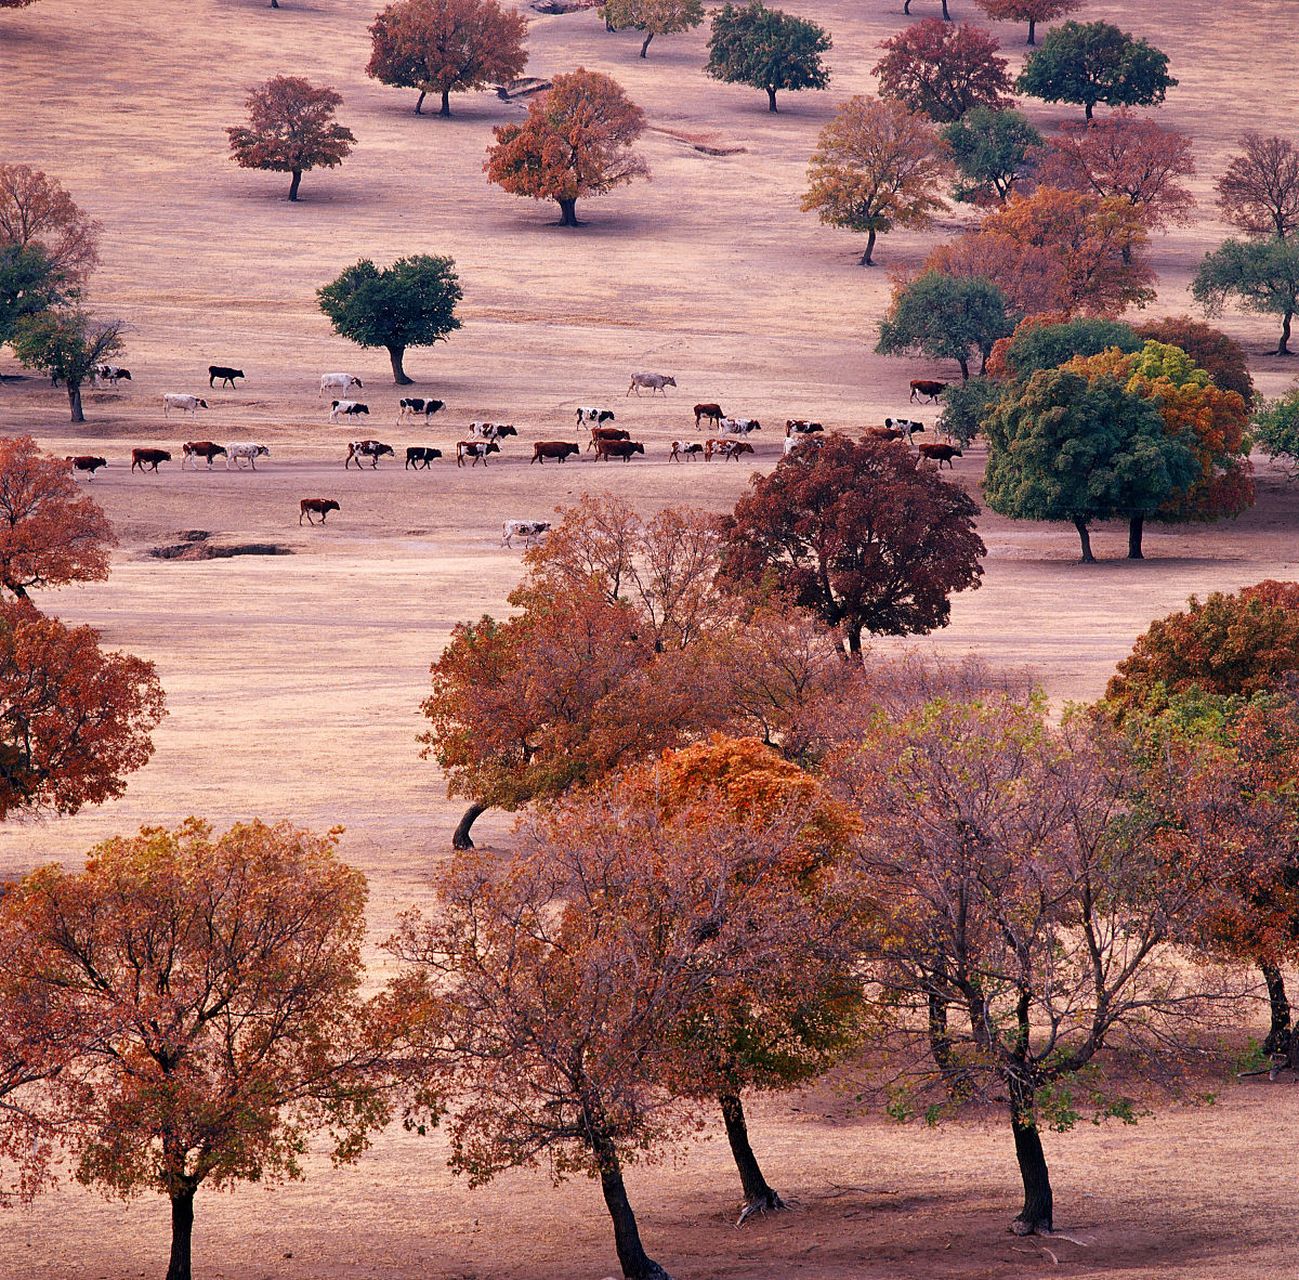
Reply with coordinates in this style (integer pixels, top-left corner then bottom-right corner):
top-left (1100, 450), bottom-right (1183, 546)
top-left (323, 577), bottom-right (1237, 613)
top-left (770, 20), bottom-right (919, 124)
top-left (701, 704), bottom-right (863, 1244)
top-left (1026, 17), bottom-right (1035, 43)
top-left (859, 227), bottom-right (877, 266)
top-left (387, 345), bottom-right (411, 385)
top-left (288, 169), bottom-right (302, 202)
top-left (558, 197), bottom-right (579, 227)
top-left (1009, 1104), bottom-right (1054, 1235)
top-left (928, 990), bottom-right (967, 1097)
top-left (1261, 963), bottom-right (1292, 1057)
top-left (1278, 309), bottom-right (1293, 356)
top-left (67, 379), bottom-right (84, 423)
top-left (451, 803), bottom-right (487, 850)
top-left (957, 356), bottom-right (970, 381)
top-left (593, 1131), bottom-right (673, 1280)
top-left (640, 31), bottom-right (653, 57)
top-left (1127, 515), bottom-right (1144, 559)
top-left (902, 0), bottom-right (911, 11)
top-left (719, 1093), bottom-right (787, 1221)
top-left (166, 1188), bottom-right (196, 1280)
top-left (940, 0), bottom-right (950, 18)
top-left (270, 0), bottom-right (279, 8)
top-left (1084, 101), bottom-right (1095, 121)
top-left (1073, 519), bottom-right (1095, 563)
top-left (415, 90), bottom-right (426, 115)
top-left (440, 87), bottom-right (451, 117)
top-left (845, 623), bottom-right (863, 657)
top-left (766, 86), bottom-right (778, 113)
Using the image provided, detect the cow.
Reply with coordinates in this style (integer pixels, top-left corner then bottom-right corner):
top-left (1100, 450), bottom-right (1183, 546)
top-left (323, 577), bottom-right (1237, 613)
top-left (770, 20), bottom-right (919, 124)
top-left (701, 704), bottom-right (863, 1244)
top-left (718, 417), bottom-right (761, 435)
top-left (669, 440), bottom-right (705, 461)
top-left (330, 400), bottom-right (370, 423)
top-left (405, 446), bottom-right (443, 469)
top-left (94, 364), bottom-right (131, 386)
top-left (576, 407), bottom-right (616, 426)
top-left (163, 394), bottom-right (208, 417)
top-left (532, 441), bottom-right (580, 464)
top-left (910, 380), bottom-right (947, 403)
top-left (399, 398), bottom-right (446, 421)
top-left (917, 442), bottom-right (963, 469)
top-left (502, 520), bottom-right (552, 548)
top-left (693, 403), bottom-right (724, 430)
top-left (131, 448), bottom-right (171, 473)
top-left (786, 419), bottom-right (824, 436)
top-left (783, 435), bottom-right (805, 457)
top-left (627, 372), bottom-right (676, 397)
top-left (320, 373), bottom-right (363, 398)
top-left (65, 455), bottom-right (107, 477)
top-left (208, 365), bottom-right (245, 389)
top-left (456, 440), bottom-right (501, 467)
top-left (595, 438), bottom-right (645, 461)
top-left (469, 422), bottom-right (518, 441)
top-left (300, 498), bottom-right (340, 525)
top-left (884, 418), bottom-right (926, 437)
top-left (587, 426), bottom-right (630, 451)
top-left (225, 443), bottom-right (270, 470)
top-left (710, 439), bottom-right (755, 462)
top-left (865, 426), bottom-right (908, 443)
top-left (181, 441), bottom-right (227, 469)
top-left (345, 440), bottom-right (394, 469)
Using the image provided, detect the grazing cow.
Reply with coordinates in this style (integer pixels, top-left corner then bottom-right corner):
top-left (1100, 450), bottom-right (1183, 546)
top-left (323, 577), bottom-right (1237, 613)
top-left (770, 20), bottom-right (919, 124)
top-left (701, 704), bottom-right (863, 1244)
top-left (576, 407), bottom-right (615, 426)
top-left (587, 425), bottom-right (630, 450)
top-left (320, 373), bottom-right (363, 398)
top-left (65, 455), bottom-right (107, 477)
top-left (917, 442), bottom-right (963, 469)
top-left (910, 380), bottom-right (947, 403)
top-left (181, 441), bottom-right (227, 469)
top-left (300, 498), bottom-right (340, 526)
top-left (502, 520), bottom-right (551, 548)
top-left (693, 403), bottom-right (724, 430)
top-left (405, 446), bottom-right (443, 469)
top-left (532, 441), bottom-right (580, 464)
top-left (595, 438), bottom-right (645, 461)
top-left (330, 400), bottom-right (370, 423)
top-left (884, 418), bottom-right (926, 437)
top-left (163, 394), bottom-right (208, 417)
top-left (785, 419), bottom-right (824, 436)
top-left (208, 365), bottom-right (245, 389)
top-left (865, 426), bottom-right (907, 443)
top-left (469, 421), bottom-right (518, 441)
top-left (783, 435), bottom-right (805, 456)
top-left (345, 440), bottom-right (395, 469)
top-left (627, 372), bottom-right (676, 397)
top-left (94, 364), bottom-right (131, 386)
top-left (131, 448), bottom-right (171, 473)
top-left (718, 417), bottom-right (761, 435)
top-left (709, 439), bottom-right (755, 462)
top-left (226, 443), bottom-right (270, 470)
top-left (398, 398), bottom-right (446, 421)
top-left (669, 440), bottom-right (704, 461)
top-left (456, 440), bottom-right (501, 467)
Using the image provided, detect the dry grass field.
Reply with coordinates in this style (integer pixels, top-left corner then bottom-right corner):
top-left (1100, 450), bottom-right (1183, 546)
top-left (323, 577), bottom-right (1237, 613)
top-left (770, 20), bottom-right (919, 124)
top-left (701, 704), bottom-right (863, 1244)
top-left (3, 0), bottom-right (1299, 1275)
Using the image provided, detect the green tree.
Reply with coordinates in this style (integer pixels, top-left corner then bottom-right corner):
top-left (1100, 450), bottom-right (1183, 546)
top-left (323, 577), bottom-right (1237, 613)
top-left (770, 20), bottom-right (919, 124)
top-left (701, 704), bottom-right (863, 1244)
top-left (983, 367), bottom-right (1198, 562)
top-left (705, 1), bottom-right (831, 114)
top-left (0, 244), bottom-right (65, 345)
top-left (1016, 20), bottom-right (1176, 121)
top-left (938, 376), bottom-right (1003, 445)
top-left (10, 308), bottom-right (124, 423)
top-left (986, 313), bottom-right (1141, 380)
top-left (317, 255), bottom-right (461, 385)
top-left (600, 0), bottom-right (703, 58)
top-left (1253, 387), bottom-right (1299, 480)
top-left (876, 271), bottom-right (1016, 381)
top-left (942, 107), bottom-right (1042, 205)
top-left (1193, 236), bottom-right (1299, 357)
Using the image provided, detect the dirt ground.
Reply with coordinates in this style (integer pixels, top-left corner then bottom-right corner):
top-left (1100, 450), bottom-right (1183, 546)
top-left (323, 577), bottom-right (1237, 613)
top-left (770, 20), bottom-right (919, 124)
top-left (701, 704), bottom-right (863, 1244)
top-left (3, 0), bottom-right (1299, 1275)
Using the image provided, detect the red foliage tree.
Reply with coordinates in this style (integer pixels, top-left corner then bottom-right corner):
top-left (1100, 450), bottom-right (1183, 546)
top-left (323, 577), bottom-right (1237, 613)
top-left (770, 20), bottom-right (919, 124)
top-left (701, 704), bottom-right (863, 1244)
top-left (0, 163), bottom-right (101, 285)
top-left (873, 19), bottom-right (1016, 124)
top-left (972, 0), bottom-right (1082, 45)
top-left (1217, 132), bottom-right (1299, 240)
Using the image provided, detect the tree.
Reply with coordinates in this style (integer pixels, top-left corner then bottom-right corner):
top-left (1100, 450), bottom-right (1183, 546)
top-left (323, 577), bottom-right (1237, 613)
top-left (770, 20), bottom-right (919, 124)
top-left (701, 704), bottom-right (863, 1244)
top-left (902, 0), bottom-right (951, 19)
top-left (1216, 133), bottom-right (1299, 241)
top-left (226, 75), bottom-right (355, 202)
top-left (0, 244), bottom-right (65, 347)
top-left (9, 310), bottom-right (124, 423)
top-left (876, 270), bottom-right (1016, 380)
top-left (0, 0), bottom-right (40, 7)
top-left (1192, 236), bottom-right (1299, 356)
top-left (873, 20), bottom-right (1016, 124)
top-left (1016, 20), bottom-right (1176, 120)
top-left (1038, 111), bottom-right (1196, 240)
top-left (600, 0), bottom-right (703, 58)
top-left (1253, 386), bottom-right (1299, 479)
top-left (365, 0), bottom-right (528, 116)
top-left (0, 163), bottom-right (101, 286)
top-left (800, 95), bottom-right (950, 266)
top-left (317, 254), bottom-right (462, 384)
top-left (941, 106), bottom-right (1042, 205)
top-left (1135, 315), bottom-right (1254, 403)
top-left (984, 312), bottom-right (1140, 380)
top-left (718, 434), bottom-right (985, 656)
top-left (6, 819), bottom-right (392, 1280)
top-left (938, 375), bottom-right (1003, 445)
top-left (705, 1), bottom-right (831, 114)
top-left (972, 0), bottom-right (1082, 46)
top-left (983, 367), bottom-right (1198, 561)
top-left (485, 68), bottom-right (648, 227)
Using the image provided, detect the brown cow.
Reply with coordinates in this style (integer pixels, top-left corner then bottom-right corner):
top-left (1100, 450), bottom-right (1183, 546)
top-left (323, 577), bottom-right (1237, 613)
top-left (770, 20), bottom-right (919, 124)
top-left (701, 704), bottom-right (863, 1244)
top-left (131, 448), bottom-right (171, 473)
top-left (693, 402), bottom-right (724, 430)
top-left (669, 440), bottom-right (704, 461)
top-left (66, 455), bottom-right (107, 477)
top-left (864, 426), bottom-right (906, 442)
top-left (714, 439), bottom-right (755, 462)
top-left (910, 379), bottom-right (947, 403)
top-left (182, 440), bottom-right (227, 470)
top-left (595, 439), bottom-right (645, 462)
top-left (300, 498), bottom-right (340, 525)
top-left (587, 426), bottom-right (630, 451)
top-left (532, 441), bottom-right (580, 464)
top-left (917, 442), bottom-right (963, 469)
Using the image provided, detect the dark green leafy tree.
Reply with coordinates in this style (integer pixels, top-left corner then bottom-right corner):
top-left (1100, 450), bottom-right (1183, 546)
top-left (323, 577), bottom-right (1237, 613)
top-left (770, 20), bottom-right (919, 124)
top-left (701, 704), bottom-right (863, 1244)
top-left (317, 255), bottom-right (462, 385)
top-left (1193, 237), bottom-right (1299, 357)
top-left (942, 107), bottom-right (1042, 204)
top-left (10, 309), bottom-right (124, 423)
top-left (705, 1), bottom-right (831, 114)
top-left (983, 367), bottom-right (1198, 562)
top-left (938, 376), bottom-right (1003, 445)
top-left (1016, 21), bottom-right (1176, 120)
top-left (1254, 389), bottom-right (1299, 480)
top-left (876, 271), bottom-right (1016, 381)
top-left (985, 313), bottom-right (1140, 380)
top-left (0, 244), bottom-right (65, 346)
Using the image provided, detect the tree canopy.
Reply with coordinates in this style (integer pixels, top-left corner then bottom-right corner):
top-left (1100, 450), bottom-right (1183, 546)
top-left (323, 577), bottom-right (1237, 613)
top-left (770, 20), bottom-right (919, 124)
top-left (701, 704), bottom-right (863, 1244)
top-left (876, 270), bottom-right (1016, 380)
top-left (942, 107), bottom-right (1042, 205)
top-left (1135, 314), bottom-right (1254, 403)
top-left (0, 164), bottom-right (100, 286)
top-left (873, 20), bottom-right (1016, 124)
top-left (972, 0), bottom-right (1082, 46)
top-left (984, 313), bottom-right (1141, 380)
top-left (1253, 386), bottom-right (1299, 480)
top-left (600, 0), bottom-right (704, 58)
top-left (1216, 133), bottom-right (1299, 241)
top-left (1192, 236), bottom-right (1299, 356)
top-left (705, 1), bottom-right (831, 114)
top-left (9, 310), bottom-right (124, 423)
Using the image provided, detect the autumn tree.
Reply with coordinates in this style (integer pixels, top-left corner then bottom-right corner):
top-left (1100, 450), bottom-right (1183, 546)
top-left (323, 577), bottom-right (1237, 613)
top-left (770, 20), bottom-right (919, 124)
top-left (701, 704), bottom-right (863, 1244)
top-left (1216, 133), bottom-right (1299, 241)
top-left (983, 367), bottom-right (1197, 561)
top-left (10, 309), bottom-right (124, 423)
top-left (601, 0), bottom-right (703, 58)
top-left (1192, 236), bottom-right (1299, 356)
top-left (984, 312), bottom-right (1140, 380)
top-left (873, 20), bottom-right (1015, 124)
top-left (876, 270), bottom-right (1015, 380)
top-left (705, 1), bottom-right (831, 114)
top-left (1135, 315), bottom-right (1254, 403)
top-left (6, 820), bottom-right (393, 1280)
top-left (1016, 20), bottom-right (1176, 120)
top-left (318, 254), bottom-right (461, 384)
top-left (0, 163), bottom-right (101, 286)
top-left (972, 0), bottom-right (1082, 46)
top-left (941, 106), bottom-right (1042, 205)
top-left (485, 68), bottom-right (647, 227)
top-left (226, 75), bottom-right (355, 202)
top-left (800, 95), bottom-right (950, 266)
top-left (719, 434), bottom-right (985, 656)
top-left (365, 0), bottom-right (527, 116)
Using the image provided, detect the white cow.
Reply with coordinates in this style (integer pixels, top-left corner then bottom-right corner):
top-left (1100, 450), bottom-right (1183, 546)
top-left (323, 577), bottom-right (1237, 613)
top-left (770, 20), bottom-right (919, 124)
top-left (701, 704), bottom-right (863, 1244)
top-left (163, 393), bottom-right (209, 417)
top-left (785, 419), bottom-right (824, 436)
top-left (320, 373), bottom-right (363, 397)
top-left (469, 422), bottom-right (518, 441)
top-left (627, 372), bottom-right (677, 397)
top-left (718, 417), bottom-right (762, 435)
top-left (576, 407), bottom-right (615, 426)
top-left (94, 364), bottom-right (132, 387)
top-left (502, 520), bottom-right (552, 548)
top-left (225, 443), bottom-right (270, 470)
top-left (330, 400), bottom-right (370, 423)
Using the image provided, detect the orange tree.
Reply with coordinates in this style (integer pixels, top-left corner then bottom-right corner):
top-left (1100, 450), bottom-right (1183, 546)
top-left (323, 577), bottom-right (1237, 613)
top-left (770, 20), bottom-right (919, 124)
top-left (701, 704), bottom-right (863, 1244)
top-left (873, 19), bottom-right (1015, 123)
top-left (972, 0), bottom-right (1081, 46)
top-left (485, 68), bottom-right (647, 227)
top-left (0, 163), bottom-right (101, 287)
